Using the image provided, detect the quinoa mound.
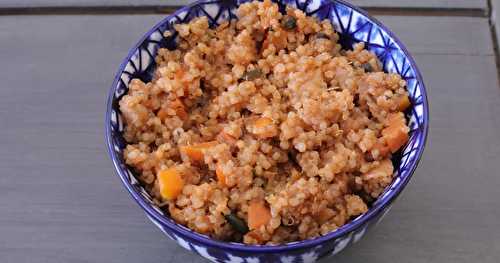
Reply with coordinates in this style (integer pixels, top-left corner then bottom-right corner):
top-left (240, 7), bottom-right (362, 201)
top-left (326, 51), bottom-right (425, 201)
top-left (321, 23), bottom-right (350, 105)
top-left (119, 0), bottom-right (410, 245)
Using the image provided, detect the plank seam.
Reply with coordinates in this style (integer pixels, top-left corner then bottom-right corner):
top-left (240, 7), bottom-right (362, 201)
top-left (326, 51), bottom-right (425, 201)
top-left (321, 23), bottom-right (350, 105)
top-left (0, 5), bottom-right (489, 17)
top-left (0, 6), bottom-right (179, 15)
top-left (411, 53), bottom-right (494, 57)
top-left (487, 0), bottom-right (500, 85)
top-left (367, 7), bottom-right (486, 17)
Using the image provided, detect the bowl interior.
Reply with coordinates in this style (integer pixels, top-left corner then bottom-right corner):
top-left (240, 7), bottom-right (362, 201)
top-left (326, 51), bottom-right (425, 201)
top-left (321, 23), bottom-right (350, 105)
top-left (106, 0), bottom-right (428, 250)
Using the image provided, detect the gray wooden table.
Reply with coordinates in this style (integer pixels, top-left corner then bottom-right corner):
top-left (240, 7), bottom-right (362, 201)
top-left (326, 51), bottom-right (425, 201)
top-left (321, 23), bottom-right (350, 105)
top-left (1, 1), bottom-right (499, 263)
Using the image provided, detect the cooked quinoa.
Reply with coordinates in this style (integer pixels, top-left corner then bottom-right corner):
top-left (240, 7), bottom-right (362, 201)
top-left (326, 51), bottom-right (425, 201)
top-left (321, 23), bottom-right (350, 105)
top-left (119, 0), bottom-right (411, 245)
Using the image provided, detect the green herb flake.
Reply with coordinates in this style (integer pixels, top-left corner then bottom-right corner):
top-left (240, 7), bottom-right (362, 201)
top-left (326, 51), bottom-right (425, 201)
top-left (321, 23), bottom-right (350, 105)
top-left (242, 68), bottom-right (263, 81)
top-left (281, 15), bottom-right (297, 31)
top-left (361, 63), bottom-right (374, 73)
top-left (225, 213), bottom-right (249, 234)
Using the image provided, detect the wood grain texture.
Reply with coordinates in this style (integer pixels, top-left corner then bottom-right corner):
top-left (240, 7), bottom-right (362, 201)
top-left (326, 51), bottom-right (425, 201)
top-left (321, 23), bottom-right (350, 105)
top-left (350, 0), bottom-right (487, 9)
top-left (0, 0), bottom-right (488, 10)
top-left (378, 16), bottom-right (493, 56)
top-left (493, 0), bottom-right (500, 50)
top-left (0, 14), bottom-right (499, 263)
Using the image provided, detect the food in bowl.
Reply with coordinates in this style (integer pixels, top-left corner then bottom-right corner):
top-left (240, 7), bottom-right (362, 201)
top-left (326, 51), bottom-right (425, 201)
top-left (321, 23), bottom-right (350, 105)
top-left (119, 0), bottom-right (410, 245)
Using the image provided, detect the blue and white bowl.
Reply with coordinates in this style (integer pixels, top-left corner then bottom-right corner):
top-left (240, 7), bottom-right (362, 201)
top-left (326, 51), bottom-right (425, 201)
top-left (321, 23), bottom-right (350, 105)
top-left (105, 0), bottom-right (429, 262)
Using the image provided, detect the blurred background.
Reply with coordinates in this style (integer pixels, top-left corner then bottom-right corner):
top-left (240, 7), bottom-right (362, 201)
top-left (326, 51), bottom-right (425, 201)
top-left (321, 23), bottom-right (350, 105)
top-left (0, 0), bottom-right (499, 263)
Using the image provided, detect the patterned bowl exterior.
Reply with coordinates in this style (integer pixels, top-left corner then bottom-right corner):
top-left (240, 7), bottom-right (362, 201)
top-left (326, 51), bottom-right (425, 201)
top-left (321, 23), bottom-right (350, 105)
top-left (105, 0), bottom-right (429, 262)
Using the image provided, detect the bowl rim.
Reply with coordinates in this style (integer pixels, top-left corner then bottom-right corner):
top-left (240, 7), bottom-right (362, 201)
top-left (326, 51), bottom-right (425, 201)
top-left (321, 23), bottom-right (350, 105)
top-left (105, 0), bottom-right (429, 253)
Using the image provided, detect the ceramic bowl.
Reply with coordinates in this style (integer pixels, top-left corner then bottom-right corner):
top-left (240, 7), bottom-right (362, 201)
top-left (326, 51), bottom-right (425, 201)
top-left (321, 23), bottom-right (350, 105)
top-left (105, 0), bottom-right (429, 262)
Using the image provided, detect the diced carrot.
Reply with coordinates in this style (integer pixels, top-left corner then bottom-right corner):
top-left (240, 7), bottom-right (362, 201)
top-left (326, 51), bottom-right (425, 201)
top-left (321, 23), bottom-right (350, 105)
top-left (195, 141), bottom-right (219, 148)
top-left (215, 165), bottom-right (226, 186)
top-left (255, 117), bottom-right (272, 127)
top-left (180, 141), bottom-right (218, 161)
top-left (381, 113), bottom-right (408, 153)
top-left (382, 123), bottom-right (409, 153)
top-left (372, 141), bottom-right (390, 158)
top-left (248, 200), bottom-right (272, 230)
top-left (158, 167), bottom-right (184, 200)
top-left (363, 159), bottom-right (393, 180)
top-left (217, 131), bottom-right (237, 146)
top-left (385, 113), bottom-right (405, 127)
top-left (252, 117), bottom-right (277, 138)
top-left (396, 94), bottom-right (411, 111)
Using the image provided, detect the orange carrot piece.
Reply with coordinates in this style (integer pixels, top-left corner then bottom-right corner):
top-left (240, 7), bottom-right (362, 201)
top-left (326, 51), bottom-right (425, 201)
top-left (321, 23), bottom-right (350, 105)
top-left (372, 141), bottom-right (390, 158)
top-left (385, 113), bottom-right (405, 127)
top-left (248, 201), bottom-right (272, 230)
top-left (158, 167), bottom-right (184, 200)
top-left (180, 141), bottom-right (218, 161)
top-left (382, 124), bottom-right (409, 153)
top-left (215, 165), bottom-right (226, 186)
top-left (255, 117), bottom-right (273, 128)
top-left (381, 112), bottom-right (409, 153)
top-left (252, 117), bottom-right (277, 138)
top-left (397, 94), bottom-right (411, 111)
top-left (217, 131), bottom-right (237, 145)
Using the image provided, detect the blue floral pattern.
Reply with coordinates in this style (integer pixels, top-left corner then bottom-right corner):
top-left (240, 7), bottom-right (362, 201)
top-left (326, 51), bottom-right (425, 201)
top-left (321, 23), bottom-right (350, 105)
top-left (105, 0), bottom-right (429, 262)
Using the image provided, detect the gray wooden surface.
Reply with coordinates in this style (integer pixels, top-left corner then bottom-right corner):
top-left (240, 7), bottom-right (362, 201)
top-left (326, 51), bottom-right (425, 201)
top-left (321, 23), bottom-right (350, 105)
top-left (0, 0), bottom-right (488, 10)
top-left (1, 11), bottom-right (499, 263)
top-left (493, 0), bottom-right (500, 46)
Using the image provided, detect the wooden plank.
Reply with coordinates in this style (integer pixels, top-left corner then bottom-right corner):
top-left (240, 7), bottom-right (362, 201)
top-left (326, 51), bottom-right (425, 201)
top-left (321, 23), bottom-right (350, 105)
top-left (352, 0), bottom-right (487, 10)
top-left (0, 0), bottom-right (488, 11)
top-left (378, 16), bottom-right (493, 56)
top-left (0, 14), bottom-right (499, 263)
top-left (493, 0), bottom-right (500, 50)
top-left (0, 14), bottom-right (203, 263)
